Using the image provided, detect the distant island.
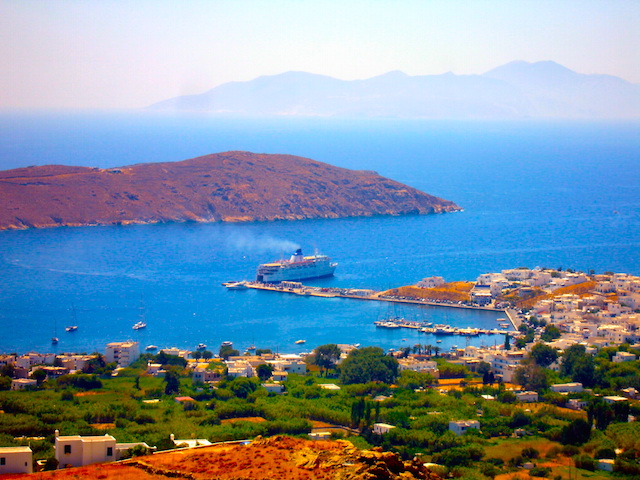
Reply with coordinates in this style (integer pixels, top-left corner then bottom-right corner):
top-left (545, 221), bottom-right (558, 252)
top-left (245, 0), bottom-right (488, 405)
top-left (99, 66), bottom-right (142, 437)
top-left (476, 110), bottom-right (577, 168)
top-left (0, 151), bottom-right (461, 230)
top-left (149, 61), bottom-right (640, 119)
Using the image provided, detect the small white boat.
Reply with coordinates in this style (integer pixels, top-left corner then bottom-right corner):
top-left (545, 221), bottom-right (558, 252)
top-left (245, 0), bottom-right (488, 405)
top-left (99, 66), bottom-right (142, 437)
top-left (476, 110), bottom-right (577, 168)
top-left (145, 345), bottom-right (158, 351)
top-left (221, 341), bottom-right (233, 347)
top-left (196, 343), bottom-right (207, 350)
top-left (65, 326), bottom-right (78, 332)
top-left (295, 339), bottom-right (306, 344)
top-left (51, 337), bottom-right (59, 344)
top-left (133, 321), bottom-right (147, 330)
top-left (225, 281), bottom-right (248, 290)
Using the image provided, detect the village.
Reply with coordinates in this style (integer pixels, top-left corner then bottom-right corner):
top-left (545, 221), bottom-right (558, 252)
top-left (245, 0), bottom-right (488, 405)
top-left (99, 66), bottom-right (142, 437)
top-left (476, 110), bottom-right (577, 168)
top-left (1, 267), bottom-right (640, 477)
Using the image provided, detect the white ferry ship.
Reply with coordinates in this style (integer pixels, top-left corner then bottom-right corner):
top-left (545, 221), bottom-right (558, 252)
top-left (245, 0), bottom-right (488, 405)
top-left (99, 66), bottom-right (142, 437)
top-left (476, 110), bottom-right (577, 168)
top-left (256, 249), bottom-right (337, 283)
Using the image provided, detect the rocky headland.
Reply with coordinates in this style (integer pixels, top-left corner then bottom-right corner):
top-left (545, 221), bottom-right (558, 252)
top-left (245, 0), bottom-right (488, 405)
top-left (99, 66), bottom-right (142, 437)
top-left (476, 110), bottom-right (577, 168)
top-left (0, 151), bottom-right (460, 230)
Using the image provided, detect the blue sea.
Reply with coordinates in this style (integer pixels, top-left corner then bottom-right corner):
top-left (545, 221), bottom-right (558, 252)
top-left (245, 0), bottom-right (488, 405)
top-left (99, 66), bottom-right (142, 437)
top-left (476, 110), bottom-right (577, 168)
top-left (1, 112), bottom-right (639, 355)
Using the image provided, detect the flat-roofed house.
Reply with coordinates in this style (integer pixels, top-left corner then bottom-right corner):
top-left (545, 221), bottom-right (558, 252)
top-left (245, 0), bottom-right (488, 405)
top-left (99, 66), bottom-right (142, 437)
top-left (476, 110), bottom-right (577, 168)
top-left (449, 420), bottom-right (480, 435)
top-left (54, 431), bottom-right (116, 468)
top-left (0, 446), bottom-right (32, 474)
top-left (373, 423), bottom-right (396, 435)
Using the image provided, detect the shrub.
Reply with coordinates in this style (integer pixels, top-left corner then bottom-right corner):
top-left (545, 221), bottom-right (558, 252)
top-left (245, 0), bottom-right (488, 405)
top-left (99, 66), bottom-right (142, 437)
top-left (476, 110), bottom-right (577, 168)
top-left (529, 466), bottom-right (551, 477)
top-left (521, 447), bottom-right (539, 459)
top-left (573, 454), bottom-right (596, 471)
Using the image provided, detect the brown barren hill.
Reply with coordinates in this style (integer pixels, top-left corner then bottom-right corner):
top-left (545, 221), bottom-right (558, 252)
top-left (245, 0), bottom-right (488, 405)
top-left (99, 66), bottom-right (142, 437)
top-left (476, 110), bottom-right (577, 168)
top-left (0, 151), bottom-right (460, 231)
top-left (383, 282), bottom-right (474, 303)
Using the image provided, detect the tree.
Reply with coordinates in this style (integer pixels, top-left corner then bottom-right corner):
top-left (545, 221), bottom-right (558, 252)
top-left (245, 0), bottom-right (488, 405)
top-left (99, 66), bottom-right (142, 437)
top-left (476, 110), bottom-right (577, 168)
top-left (504, 333), bottom-right (511, 351)
top-left (0, 363), bottom-right (15, 378)
top-left (340, 346), bottom-right (399, 385)
top-left (228, 377), bottom-right (258, 399)
top-left (202, 350), bottom-right (213, 360)
top-left (560, 418), bottom-right (591, 445)
top-left (219, 345), bottom-right (239, 360)
top-left (588, 398), bottom-right (614, 431)
top-left (540, 324), bottom-right (561, 342)
top-left (310, 344), bottom-right (341, 376)
top-left (164, 367), bottom-right (180, 395)
top-left (191, 350), bottom-right (202, 360)
top-left (32, 369), bottom-right (47, 386)
top-left (514, 359), bottom-right (548, 391)
top-left (530, 343), bottom-right (558, 368)
top-left (256, 363), bottom-right (274, 381)
top-left (560, 344), bottom-right (596, 387)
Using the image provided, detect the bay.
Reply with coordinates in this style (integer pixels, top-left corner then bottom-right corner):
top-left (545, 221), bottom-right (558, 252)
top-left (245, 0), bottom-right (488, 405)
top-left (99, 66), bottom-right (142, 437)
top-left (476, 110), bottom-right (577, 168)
top-left (0, 112), bottom-right (638, 355)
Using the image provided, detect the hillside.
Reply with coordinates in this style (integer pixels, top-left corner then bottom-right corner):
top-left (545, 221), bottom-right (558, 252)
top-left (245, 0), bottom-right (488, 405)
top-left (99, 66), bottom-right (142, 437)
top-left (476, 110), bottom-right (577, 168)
top-left (0, 151), bottom-right (460, 230)
top-left (149, 61), bottom-right (640, 119)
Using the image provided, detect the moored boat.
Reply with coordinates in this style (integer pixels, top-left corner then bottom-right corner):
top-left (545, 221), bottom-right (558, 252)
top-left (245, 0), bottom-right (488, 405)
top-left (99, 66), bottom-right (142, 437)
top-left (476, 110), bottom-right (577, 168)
top-left (256, 249), bottom-right (337, 283)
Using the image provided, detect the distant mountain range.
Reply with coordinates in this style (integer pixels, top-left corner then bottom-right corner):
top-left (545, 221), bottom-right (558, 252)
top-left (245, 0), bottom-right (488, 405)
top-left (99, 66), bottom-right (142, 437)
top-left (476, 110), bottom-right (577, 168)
top-left (0, 151), bottom-right (460, 230)
top-left (149, 61), bottom-right (640, 119)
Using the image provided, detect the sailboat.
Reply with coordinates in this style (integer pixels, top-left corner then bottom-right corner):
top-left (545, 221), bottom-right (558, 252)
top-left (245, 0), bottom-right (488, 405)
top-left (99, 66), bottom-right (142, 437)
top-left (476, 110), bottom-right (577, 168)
top-left (51, 317), bottom-right (59, 344)
top-left (65, 304), bottom-right (78, 332)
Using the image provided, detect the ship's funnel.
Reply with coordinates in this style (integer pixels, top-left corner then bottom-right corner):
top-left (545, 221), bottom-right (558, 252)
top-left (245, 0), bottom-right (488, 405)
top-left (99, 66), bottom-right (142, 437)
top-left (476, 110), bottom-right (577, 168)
top-left (290, 249), bottom-right (304, 263)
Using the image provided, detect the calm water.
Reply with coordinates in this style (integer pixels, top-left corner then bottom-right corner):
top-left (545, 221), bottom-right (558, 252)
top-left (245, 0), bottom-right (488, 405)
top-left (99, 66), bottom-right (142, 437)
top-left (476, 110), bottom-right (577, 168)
top-left (1, 112), bottom-right (639, 354)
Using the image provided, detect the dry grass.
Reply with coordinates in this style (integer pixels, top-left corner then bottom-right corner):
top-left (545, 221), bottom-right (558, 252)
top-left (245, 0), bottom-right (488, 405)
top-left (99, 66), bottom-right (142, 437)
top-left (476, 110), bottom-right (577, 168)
top-left (220, 416), bottom-right (267, 425)
top-left (383, 282), bottom-right (473, 303)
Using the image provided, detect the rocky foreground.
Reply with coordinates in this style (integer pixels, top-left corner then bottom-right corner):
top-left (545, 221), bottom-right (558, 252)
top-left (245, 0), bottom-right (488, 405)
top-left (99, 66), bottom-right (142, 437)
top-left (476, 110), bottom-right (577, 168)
top-left (6, 436), bottom-right (442, 480)
top-left (0, 151), bottom-right (460, 231)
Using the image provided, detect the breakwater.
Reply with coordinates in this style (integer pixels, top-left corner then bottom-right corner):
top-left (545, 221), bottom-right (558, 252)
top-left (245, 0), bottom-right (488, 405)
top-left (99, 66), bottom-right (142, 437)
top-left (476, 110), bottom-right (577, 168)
top-left (226, 281), bottom-right (518, 334)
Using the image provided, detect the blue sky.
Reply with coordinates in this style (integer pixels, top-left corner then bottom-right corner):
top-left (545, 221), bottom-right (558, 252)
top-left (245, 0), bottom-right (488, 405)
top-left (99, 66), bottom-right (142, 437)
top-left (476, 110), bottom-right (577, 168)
top-left (1, 0), bottom-right (638, 109)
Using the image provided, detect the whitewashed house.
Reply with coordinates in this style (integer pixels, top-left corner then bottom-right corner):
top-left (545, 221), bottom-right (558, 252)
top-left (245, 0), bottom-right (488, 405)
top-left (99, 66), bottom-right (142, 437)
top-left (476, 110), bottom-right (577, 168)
top-left (516, 391), bottom-right (539, 403)
top-left (373, 423), bottom-right (396, 435)
top-left (55, 432), bottom-right (116, 468)
top-left (0, 446), bottom-right (32, 474)
top-left (11, 378), bottom-right (37, 390)
top-left (449, 420), bottom-right (480, 435)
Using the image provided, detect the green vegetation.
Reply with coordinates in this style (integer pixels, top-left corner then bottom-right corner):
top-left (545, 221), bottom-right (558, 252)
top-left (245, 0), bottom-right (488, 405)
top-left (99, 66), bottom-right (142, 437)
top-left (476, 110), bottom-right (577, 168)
top-left (1, 346), bottom-right (639, 478)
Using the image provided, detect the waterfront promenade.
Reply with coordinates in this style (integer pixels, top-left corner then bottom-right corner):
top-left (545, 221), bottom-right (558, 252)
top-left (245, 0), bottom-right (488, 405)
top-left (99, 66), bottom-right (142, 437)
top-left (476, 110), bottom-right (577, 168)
top-left (230, 281), bottom-right (519, 333)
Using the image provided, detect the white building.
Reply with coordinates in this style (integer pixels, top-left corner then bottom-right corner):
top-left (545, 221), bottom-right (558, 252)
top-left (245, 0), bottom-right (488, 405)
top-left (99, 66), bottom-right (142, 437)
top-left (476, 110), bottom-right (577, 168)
top-left (398, 358), bottom-right (439, 377)
top-left (55, 432), bottom-right (116, 468)
top-left (373, 423), bottom-right (396, 435)
top-left (567, 399), bottom-right (588, 410)
top-left (501, 269), bottom-right (532, 282)
top-left (550, 382), bottom-right (583, 393)
top-left (613, 351), bottom-right (637, 363)
top-left (0, 446), bottom-right (33, 474)
top-left (226, 361), bottom-right (255, 378)
top-left (11, 378), bottom-right (37, 390)
top-left (192, 366), bottom-right (222, 383)
top-left (105, 341), bottom-right (140, 367)
top-left (603, 396), bottom-right (628, 405)
top-left (160, 347), bottom-right (191, 359)
top-left (488, 351), bottom-right (526, 383)
top-left (170, 434), bottom-right (211, 449)
top-left (262, 383), bottom-right (285, 394)
top-left (56, 354), bottom-right (98, 372)
top-left (15, 353), bottom-right (56, 369)
top-left (516, 391), bottom-right (539, 403)
top-left (449, 420), bottom-right (481, 435)
top-left (417, 276), bottom-right (445, 289)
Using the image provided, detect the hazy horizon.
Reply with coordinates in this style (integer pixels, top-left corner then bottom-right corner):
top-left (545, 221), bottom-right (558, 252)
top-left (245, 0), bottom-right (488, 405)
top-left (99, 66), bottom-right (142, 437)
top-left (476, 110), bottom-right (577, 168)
top-left (1, 0), bottom-right (638, 110)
